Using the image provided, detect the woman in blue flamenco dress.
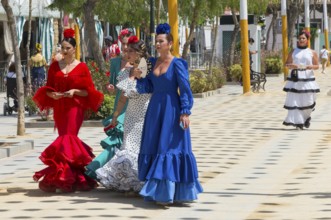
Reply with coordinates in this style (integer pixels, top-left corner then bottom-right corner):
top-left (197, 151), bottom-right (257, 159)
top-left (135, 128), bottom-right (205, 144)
top-left (135, 23), bottom-right (203, 205)
top-left (32, 29), bottom-right (104, 193)
top-left (85, 29), bottom-right (133, 180)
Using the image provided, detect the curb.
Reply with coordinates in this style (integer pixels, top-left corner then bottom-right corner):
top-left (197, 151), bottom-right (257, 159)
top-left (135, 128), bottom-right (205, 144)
top-left (25, 120), bottom-right (103, 128)
top-left (193, 88), bottom-right (222, 98)
top-left (0, 140), bottom-right (34, 159)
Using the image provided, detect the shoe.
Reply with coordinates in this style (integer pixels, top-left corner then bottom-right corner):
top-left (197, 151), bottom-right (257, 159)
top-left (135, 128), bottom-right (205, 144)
top-left (296, 125), bottom-right (303, 130)
top-left (156, 202), bottom-right (173, 207)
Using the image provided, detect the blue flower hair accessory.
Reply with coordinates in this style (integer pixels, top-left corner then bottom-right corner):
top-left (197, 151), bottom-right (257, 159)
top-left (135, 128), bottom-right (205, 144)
top-left (156, 23), bottom-right (171, 35)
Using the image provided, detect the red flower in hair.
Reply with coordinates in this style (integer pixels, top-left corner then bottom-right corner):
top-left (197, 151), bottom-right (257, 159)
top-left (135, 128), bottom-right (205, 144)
top-left (118, 28), bottom-right (131, 42)
top-left (128, 36), bottom-right (139, 44)
top-left (64, 28), bottom-right (75, 38)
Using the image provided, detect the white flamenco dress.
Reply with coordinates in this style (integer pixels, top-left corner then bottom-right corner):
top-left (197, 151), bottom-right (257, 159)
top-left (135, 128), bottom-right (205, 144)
top-left (283, 47), bottom-right (320, 128)
top-left (96, 68), bottom-right (151, 192)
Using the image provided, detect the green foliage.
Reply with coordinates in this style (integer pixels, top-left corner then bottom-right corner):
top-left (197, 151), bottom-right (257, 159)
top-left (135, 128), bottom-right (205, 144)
top-left (189, 67), bottom-right (226, 93)
top-left (86, 60), bottom-right (110, 94)
top-left (265, 58), bottom-right (282, 74)
top-left (229, 64), bottom-right (242, 81)
top-left (89, 93), bottom-right (115, 120)
top-left (190, 70), bottom-right (207, 93)
top-left (25, 95), bottom-right (37, 115)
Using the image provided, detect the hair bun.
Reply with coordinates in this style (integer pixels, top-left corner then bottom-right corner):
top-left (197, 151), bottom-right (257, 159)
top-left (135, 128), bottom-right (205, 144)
top-left (64, 28), bottom-right (75, 38)
top-left (156, 23), bottom-right (171, 35)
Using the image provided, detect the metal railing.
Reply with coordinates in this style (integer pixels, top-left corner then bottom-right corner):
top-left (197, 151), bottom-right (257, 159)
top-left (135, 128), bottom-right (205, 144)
top-left (187, 51), bottom-right (213, 70)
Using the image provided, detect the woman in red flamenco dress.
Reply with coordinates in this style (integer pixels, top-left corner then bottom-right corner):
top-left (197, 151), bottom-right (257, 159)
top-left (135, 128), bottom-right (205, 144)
top-left (32, 29), bottom-right (104, 193)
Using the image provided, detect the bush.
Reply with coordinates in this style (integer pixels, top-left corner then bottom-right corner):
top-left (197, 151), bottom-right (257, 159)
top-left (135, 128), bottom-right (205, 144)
top-left (265, 58), bottom-right (282, 74)
top-left (189, 67), bottom-right (226, 93)
top-left (229, 64), bottom-right (242, 81)
top-left (89, 94), bottom-right (115, 120)
top-left (86, 60), bottom-right (110, 94)
top-left (25, 95), bottom-right (38, 115)
top-left (190, 70), bottom-right (207, 93)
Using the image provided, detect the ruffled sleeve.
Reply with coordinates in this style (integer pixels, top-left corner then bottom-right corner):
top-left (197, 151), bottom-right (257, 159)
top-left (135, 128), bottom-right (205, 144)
top-left (174, 58), bottom-right (194, 115)
top-left (136, 57), bottom-right (156, 94)
top-left (32, 62), bottom-right (57, 111)
top-left (116, 68), bottom-right (139, 99)
top-left (75, 63), bottom-right (104, 112)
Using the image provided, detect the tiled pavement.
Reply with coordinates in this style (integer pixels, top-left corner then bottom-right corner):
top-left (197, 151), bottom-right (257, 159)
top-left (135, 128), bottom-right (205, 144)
top-left (1, 68), bottom-right (331, 220)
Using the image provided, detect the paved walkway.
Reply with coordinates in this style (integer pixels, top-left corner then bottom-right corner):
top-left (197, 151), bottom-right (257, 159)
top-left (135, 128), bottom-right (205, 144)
top-left (0, 68), bottom-right (331, 220)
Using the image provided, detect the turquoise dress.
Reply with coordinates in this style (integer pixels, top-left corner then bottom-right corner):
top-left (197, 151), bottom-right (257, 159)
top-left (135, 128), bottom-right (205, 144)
top-left (85, 57), bottom-right (128, 179)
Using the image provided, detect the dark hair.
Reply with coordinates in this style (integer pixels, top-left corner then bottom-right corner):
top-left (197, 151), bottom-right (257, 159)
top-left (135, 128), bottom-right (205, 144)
top-left (62, 37), bottom-right (76, 48)
top-left (298, 30), bottom-right (310, 39)
top-left (249, 38), bottom-right (254, 43)
top-left (129, 40), bottom-right (149, 59)
top-left (8, 63), bottom-right (15, 72)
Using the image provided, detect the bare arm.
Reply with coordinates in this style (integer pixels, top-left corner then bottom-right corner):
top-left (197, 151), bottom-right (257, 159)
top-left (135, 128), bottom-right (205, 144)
top-left (285, 51), bottom-right (298, 69)
top-left (307, 50), bottom-right (319, 70)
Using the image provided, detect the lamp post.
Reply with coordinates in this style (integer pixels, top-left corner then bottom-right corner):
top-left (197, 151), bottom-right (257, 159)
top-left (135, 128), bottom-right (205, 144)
top-left (240, 0), bottom-right (250, 94)
top-left (281, 0), bottom-right (289, 80)
top-left (323, 0), bottom-right (329, 66)
top-left (150, 0), bottom-right (155, 56)
top-left (168, 0), bottom-right (179, 57)
top-left (304, 0), bottom-right (310, 48)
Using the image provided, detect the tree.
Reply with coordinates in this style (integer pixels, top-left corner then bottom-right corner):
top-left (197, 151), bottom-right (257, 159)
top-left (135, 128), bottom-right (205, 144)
top-left (1, 0), bottom-right (25, 135)
top-left (179, 0), bottom-right (223, 60)
top-left (222, 0), bottom-right (269, 67)
top-left (26, 0), bottom-right (32, 96)
top-left (287, 0), bottom-right (304, 49)
top-left (265, 1), bottom-right (280, 51)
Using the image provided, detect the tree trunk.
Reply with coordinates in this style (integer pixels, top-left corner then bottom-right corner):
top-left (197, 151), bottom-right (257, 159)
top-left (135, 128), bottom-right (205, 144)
top-left (156, 0), bottom-right (161, 25)
top-left (287, 1), bottom-right (303, 48)
top-left (208, 17), bottom-right (218, 75)
top-left (83, 0), bottom-right (106, 73)
top-left (271, 10), bottom-right (278, 50)
top-left (1, 0), bottom-right (25, 135)
top-left (181, 4), bottom-right (199, 60)
top-left (26, 0), bottom-right (32, 96)
top-left (228, 8), bottom-right (240, 67)
top-left (265, 15), bottom-right (274, 50)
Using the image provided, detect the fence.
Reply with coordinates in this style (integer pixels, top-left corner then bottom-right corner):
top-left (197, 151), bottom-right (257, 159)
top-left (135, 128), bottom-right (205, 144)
top-left (187, 51), bottom-right (213, 70)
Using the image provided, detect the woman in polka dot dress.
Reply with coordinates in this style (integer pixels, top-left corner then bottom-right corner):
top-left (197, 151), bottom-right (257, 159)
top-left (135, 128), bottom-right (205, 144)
top-left (95, 36), bottom-right (151, 192)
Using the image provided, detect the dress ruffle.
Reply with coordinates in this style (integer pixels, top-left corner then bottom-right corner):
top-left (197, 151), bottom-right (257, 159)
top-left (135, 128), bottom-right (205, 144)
top-left (33, 134), bottom-right (97, 192)
top-left (116, 69), bottom-right (139, 98)
top-left (96, 149), bottom-right (144, 192)
top-left (32, 86), bottom-right (56, 111)
top-left (138, 152), bottom-right (199, 182)
top-left (85, 124), bottom-right (123, 179)
top-left (140, 178), bottom-right (203, 203)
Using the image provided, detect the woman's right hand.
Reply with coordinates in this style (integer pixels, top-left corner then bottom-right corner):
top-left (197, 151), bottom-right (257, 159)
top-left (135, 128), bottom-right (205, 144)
top-left (286, 63), bottom-right (299, 69)
top-left (50, 92), bottom-right (64, 100)
top-left (107, 84), bottom-right (115, 92)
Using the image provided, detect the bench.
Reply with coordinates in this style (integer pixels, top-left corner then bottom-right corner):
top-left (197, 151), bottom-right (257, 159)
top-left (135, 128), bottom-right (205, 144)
top-left (250, 69), bottom-right (266, 92)
top-left (239, 69), bottom-right (267, 92)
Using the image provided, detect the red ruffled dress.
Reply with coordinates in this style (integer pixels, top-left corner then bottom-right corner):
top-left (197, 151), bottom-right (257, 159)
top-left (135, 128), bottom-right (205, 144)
top-left (32, 61), bottom-right (104, 193)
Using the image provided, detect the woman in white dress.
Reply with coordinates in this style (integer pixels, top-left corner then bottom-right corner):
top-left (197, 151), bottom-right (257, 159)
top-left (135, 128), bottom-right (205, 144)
top-left (96, 36), bottom-right (151, 192)
top-left (283, 30), bottom-right (320, 130)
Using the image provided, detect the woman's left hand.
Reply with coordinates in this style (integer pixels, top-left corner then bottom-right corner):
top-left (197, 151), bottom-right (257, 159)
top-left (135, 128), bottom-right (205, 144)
top-left (63, 89), bottom-right (76, 98)
top-left (180, 114), bottom-right (190, 129)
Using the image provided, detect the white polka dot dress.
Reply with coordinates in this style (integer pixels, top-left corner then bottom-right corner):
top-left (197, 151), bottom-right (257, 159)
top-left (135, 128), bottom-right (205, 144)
top-left (96, 68), bottom-right (150, 192)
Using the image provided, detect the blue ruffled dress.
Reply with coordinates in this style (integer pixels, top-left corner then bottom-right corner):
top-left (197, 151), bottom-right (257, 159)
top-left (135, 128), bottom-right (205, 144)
top-left (85, 57), bottom-right (128, 179)
top-left (137, 57), bottom-right (203, 203)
